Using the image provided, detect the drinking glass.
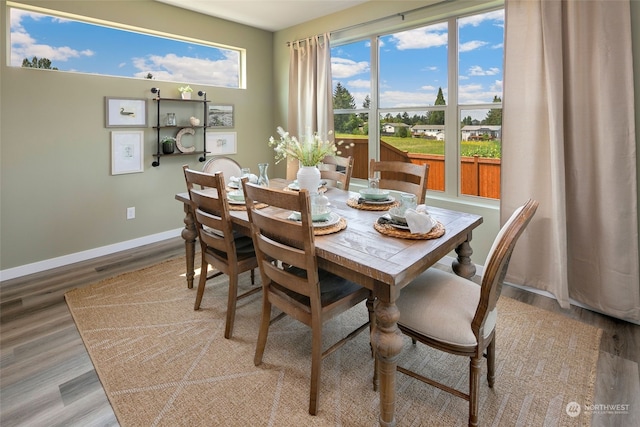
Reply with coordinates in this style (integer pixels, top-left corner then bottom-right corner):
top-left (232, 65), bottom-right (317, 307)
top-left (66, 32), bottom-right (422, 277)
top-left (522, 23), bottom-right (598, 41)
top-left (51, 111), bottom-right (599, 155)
top-left (241, 167), bottom-right (251, 177)
top-left (398, 193), bottom-right (417, 214)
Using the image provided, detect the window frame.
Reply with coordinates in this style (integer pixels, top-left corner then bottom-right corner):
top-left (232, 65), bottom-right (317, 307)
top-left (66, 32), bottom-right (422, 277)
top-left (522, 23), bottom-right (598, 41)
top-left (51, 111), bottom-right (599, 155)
top-left (7, 1), bottom-right (247, 89)
top-left (331, 1), bottom-right (503, 204)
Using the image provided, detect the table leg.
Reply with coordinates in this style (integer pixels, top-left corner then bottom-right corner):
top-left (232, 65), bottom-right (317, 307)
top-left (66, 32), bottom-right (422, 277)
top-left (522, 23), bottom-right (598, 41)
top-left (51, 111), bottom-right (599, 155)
top-left (371, 284), bottom-right (404, 427)
top-left (452, 232), bottom-right (476, 279)
top-left (181, 203), bottom-right (197, 289)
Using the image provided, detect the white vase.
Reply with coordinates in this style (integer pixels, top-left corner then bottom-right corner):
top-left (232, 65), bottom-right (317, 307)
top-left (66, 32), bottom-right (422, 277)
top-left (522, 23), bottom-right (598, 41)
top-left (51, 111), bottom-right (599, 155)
top-left (181, 92), bottom-right (191, 100)
top-left (297, 165), bottom-right (321, 194)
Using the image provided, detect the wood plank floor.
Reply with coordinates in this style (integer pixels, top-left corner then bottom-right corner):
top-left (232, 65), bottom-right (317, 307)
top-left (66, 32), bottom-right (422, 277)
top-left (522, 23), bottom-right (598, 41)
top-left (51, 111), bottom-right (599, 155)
top-left (1, 237), bottom-right (638, 426)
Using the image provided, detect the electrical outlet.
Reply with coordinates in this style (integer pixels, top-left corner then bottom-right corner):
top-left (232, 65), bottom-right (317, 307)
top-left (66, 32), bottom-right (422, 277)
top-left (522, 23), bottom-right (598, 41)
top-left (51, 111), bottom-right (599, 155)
top-left (127, 207), bottom-right (135, 220)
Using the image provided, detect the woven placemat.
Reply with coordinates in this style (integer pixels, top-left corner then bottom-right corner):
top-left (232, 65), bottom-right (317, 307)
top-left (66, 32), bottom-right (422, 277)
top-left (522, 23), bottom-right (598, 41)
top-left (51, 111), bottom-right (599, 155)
top-left (314, 217), bottom-right (347, 235)
top-left (228, 202), bottom-right (268, 211)
top-left (374, 219), bottom-right (445, 240)
top-left (347, 197), bottom-right (400, 211)
top-left (283, 186), bottom-right (327, 193)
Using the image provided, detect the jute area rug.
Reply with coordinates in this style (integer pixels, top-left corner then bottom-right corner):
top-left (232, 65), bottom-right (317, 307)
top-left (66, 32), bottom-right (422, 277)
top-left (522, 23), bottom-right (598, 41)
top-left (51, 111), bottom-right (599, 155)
top-left (65, 257), bottom-right (601, 426)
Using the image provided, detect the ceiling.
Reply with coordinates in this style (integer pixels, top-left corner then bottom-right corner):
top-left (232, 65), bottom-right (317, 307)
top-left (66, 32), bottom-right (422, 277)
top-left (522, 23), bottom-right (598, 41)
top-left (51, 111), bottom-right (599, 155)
top-left (155, 0), bottom-right (371, 32)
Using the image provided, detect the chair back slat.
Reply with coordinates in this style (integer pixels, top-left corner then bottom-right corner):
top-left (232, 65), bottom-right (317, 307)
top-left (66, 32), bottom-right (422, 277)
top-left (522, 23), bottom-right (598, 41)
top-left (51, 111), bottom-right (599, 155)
top-left (242, 182), bottom-right (320, 299)
top-left (321, 155), bottom-right (354, 190)
top-left (370, 159), bottom-right (429, 204)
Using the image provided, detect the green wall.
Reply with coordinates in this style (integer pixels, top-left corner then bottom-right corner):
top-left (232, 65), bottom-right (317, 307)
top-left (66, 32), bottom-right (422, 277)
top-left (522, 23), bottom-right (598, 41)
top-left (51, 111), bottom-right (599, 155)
top-left (0, 0), bottom-right (274, 272)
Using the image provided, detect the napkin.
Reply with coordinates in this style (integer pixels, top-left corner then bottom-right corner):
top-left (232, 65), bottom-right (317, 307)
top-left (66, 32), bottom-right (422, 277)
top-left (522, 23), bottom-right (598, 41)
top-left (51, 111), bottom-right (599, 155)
top-left (230, 174), bottom-right (258, 185)
top-left (405, 205), bottom-right (437, 234)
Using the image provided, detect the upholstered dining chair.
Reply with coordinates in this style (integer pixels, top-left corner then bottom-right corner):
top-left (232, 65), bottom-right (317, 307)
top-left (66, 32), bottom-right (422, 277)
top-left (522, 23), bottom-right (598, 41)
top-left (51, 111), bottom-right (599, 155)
top-left (319, 154), bottom-right (354, 190)
top-left (369, 159), bottom-right (429, 204)
top-left (202, 156), bottom-right (242, 186)
top-left (393, 199), bottom-right (538, 427)
top-left (241, 180), bottom-right (373, 415)
top-left (182, 166), bottom-right (259, 339)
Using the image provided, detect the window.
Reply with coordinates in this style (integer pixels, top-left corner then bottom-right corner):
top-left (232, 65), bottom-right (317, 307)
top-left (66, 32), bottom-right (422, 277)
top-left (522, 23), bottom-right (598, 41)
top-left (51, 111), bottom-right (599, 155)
top-left (331, 5), bottom-right (503, 200)
top-left (8, 3), bottom-right (244, 88)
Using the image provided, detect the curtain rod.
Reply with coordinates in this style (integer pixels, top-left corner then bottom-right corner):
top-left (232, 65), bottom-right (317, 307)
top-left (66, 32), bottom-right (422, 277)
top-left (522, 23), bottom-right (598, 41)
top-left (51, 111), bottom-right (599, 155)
top-left (286, 33), bottom-right (327, 47)
top-left (284, 0), bottom-right (454, 46)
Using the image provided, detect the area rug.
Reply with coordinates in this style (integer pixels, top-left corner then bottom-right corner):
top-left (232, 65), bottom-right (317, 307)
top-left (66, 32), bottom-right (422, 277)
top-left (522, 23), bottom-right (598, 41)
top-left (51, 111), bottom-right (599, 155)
top-left (65, 257), bottom-right (601, 426)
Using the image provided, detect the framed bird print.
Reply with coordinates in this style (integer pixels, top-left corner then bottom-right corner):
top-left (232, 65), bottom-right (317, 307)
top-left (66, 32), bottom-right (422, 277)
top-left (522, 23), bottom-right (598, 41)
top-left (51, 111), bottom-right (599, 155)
top-left (105, 97), bottom-right (147, 128)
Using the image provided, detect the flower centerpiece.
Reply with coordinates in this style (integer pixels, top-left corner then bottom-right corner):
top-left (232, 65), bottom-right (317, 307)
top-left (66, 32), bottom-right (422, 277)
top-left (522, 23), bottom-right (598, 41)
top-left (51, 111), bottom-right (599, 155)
top-left (178, 85), bottom-right (193, 99)
top-left (268, 126), bottom-right (341, 193)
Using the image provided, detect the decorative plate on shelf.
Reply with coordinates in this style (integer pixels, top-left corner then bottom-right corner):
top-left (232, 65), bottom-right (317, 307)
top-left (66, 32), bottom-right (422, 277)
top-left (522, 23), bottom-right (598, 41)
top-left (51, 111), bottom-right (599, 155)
top-left (175, 127), bottom-right (196, 153)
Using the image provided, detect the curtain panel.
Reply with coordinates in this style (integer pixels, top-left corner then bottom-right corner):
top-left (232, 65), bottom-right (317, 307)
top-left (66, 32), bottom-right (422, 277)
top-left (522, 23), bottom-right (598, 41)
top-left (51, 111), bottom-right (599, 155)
top-left (286, 33), bottom-right (334, 179)
top-left (502, 0), bottom-right (639, 323)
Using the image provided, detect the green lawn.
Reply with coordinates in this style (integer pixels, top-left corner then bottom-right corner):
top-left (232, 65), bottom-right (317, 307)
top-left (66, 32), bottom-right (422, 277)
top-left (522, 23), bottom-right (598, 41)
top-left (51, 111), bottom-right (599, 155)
top-left (336, 134), bottom-right (502, 158)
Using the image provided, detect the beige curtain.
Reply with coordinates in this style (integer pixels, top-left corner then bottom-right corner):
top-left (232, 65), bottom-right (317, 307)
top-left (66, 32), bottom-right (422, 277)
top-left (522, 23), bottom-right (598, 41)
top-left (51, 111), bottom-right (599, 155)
top-left (286, 33), bottom-right (334, 179)
top-left (502, 0), bottom-right (639, 323)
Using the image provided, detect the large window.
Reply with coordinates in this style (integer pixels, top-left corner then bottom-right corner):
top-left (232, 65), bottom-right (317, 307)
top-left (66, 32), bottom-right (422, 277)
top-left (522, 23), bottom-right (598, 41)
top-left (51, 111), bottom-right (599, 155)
top-left (8, 4), bottom-right (244, 88)
top-left (331, 5), bottom-right (503, 200)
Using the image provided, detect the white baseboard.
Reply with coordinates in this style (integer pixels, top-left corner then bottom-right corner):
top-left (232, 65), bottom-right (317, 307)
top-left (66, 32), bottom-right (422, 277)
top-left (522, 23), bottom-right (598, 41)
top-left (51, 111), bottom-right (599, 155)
top-left (0, 229), bottom-right (183, 282)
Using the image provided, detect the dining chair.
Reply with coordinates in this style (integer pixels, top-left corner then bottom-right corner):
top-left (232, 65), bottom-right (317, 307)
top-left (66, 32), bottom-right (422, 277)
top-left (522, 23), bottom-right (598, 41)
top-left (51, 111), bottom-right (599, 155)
top-left (241, 180), bottom-right (373, 415)
top-left (319, 154), bottom-right (354, 190)
top-left (369, 159), bottom-right (429, 204)
top-left (182, 166), bottom-right (259, 339)
top-left (393, 199), bottom-right (538, 427)
top-left (202, 156), bottom-right (242, 186)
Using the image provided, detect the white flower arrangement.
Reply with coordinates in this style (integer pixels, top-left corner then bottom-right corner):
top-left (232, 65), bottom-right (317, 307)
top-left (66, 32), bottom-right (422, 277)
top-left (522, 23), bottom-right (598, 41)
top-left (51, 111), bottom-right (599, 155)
top-left (268, 127), bottom-right (352, 166)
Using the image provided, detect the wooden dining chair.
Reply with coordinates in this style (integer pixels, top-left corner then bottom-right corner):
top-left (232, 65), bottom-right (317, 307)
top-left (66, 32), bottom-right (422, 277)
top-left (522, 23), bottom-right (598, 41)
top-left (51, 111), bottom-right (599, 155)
top-left (241, 180), bottom-right (373, 415)
top-left (319, 154), bottom-right (354, 190)
top-left (183, 166), bottom-right (259, 339)
top-left (369, 159), bottom-right (429, 204)
top-left (393, 199), bottom-right (538, 427)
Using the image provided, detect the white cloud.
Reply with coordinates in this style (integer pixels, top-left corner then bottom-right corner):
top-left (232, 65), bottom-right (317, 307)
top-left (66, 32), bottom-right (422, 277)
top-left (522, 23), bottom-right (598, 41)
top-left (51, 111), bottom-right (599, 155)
top-left (391, 25), bottom-right (448, 50)
top-left (347, 79), bottom-right (370, 89)
top-left (459, 9), bottom-right (504, 27)
top-left (459, 40), bottom-right (488, 52)
top-left (132, 52), bottom-right (239, 86)
top-left (331, 57), bottom-right (369, 78)
top-left (468, 65), bottom-right (501, 76)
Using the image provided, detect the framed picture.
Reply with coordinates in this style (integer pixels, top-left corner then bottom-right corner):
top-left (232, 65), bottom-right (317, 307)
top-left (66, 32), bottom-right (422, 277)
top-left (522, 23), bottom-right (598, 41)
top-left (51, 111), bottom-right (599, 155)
top-left (111, 131), bottom-right (144, 175)
top-left (105, 97), bottom-right (147, 128)
top-left (208, 104), bottom-right (234, 128)
top-left (206, 131), bottom-right (237, 155)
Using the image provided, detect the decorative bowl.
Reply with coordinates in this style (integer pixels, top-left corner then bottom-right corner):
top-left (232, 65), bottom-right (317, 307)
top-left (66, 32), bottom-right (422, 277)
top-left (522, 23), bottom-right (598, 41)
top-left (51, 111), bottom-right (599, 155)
top-left (359, 188), bottom-right (390, 201)
top-left (227, 190), bottom-right (245, 202)
top-left (388, 207), bottom-right (408, 225)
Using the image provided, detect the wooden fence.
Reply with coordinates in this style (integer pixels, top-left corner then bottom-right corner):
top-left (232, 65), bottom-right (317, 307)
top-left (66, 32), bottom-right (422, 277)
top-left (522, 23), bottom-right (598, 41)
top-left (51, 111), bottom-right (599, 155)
top-left (338, 138), bottom-right (501, 199)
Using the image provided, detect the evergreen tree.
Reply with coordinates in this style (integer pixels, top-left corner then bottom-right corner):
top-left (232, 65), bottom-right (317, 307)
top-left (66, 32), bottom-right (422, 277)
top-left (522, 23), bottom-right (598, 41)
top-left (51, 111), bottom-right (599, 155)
top-left (21, 56), bottom-right (58, 70)
top-left (428, 87), bottom-right (446, 125)
top-left (483, 95), bottom-right (502, 125)
top-left (333, 83), bottom-right (357, 133)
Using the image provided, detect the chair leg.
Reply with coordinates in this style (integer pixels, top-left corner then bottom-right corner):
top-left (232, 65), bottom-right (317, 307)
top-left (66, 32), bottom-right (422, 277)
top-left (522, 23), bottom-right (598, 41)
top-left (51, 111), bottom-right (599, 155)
top-left (308, 319), bottom-right (323, 415)
top-left (251, 268), bottom-right (255, 285)
top-left (254, 296), bottom-right (271, 366)
top-left (194, 261), bottom-right (208, 310)
top-left (469, 357), bottom-right (481, 427)
top-left (366, 293), bottom-right (375, 357)
top-left (487, 337), bottom-right (496, 387)
top-left (224, 274), bottom-right (239, 339)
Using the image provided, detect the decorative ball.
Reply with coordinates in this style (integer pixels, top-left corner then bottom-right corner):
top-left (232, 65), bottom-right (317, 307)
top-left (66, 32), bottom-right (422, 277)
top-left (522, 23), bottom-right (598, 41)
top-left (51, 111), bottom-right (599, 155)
top-left (189, 117), bottom-right (200, 126)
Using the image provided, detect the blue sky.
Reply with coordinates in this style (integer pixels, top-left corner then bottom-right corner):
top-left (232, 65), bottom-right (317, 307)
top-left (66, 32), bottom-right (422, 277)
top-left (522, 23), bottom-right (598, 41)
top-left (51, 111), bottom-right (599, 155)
top-left (331, 9), bottom-right (504, 109)
top-left (10, 6), bottom-right (503, 110)
top-left (9, 7), bottom-right (239, 87)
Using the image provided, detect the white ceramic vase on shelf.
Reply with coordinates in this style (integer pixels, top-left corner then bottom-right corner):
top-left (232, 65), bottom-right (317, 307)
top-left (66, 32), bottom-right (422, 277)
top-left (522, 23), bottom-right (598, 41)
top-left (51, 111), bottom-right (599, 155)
top-left (297, 165), bottom-right (321, 194)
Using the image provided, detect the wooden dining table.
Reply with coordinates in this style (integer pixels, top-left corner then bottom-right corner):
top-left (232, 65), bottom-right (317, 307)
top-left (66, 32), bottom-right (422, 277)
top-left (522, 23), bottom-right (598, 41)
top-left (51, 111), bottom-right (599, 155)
top-left (175, 178), bottom-right (483, 427)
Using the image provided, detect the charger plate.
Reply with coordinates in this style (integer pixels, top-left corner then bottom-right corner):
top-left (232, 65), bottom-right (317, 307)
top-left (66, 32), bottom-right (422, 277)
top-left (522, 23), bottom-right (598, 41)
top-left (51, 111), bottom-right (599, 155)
top-left (347, 197), bottom-right (400, 211)
top-left (374, 219), bottom-right (445, 240)
top-left (314, 217), bottom-right (347, 235)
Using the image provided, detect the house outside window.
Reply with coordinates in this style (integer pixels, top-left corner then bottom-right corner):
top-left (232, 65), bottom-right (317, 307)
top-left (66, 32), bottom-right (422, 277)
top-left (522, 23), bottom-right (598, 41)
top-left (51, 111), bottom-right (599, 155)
top-left (331, 3), bottom-right (503, 200)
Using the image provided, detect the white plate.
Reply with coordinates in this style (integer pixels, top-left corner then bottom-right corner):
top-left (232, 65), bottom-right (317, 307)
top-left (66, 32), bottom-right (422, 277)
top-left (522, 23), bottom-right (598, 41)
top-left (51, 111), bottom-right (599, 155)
top-left (227, 182), bottom-right (240, 189)
top-left (362, 196), bottom-right (396, 205)
top-left (288, 211), bottom-right (341, 228)
top-left (389, 221), bottom-right (410, 230)
top-left (227, 198), bottom-right (245, 205)
top-left (288, 181), bottom-right (327, 191)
